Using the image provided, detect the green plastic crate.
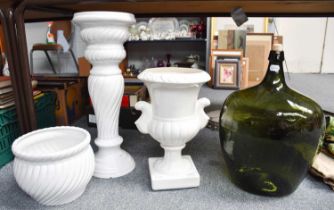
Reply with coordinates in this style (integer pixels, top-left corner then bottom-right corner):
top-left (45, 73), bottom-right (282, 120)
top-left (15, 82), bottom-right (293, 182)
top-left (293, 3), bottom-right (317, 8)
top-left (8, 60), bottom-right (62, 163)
top-left (35, 92), bottom-right (56, 129)
top-left (0, 131), bottom-right (20, 167)
top-left (0, 92), bottom-right (56, 168)
top-left (0, 106), bottom-right (17, 127)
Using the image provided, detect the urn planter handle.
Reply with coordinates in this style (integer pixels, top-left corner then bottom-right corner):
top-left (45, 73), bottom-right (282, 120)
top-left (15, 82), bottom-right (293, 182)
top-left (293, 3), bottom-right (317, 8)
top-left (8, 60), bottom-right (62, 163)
top-left (135, 101), bottom-right (153, 134)
top-left (196, 97), bottom-right (210, 129)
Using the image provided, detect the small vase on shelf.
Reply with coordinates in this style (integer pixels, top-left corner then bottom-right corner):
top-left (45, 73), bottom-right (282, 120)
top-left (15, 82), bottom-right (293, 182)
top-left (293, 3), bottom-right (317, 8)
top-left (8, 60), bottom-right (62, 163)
top-left (56, 30), bottom-right (69, 52)
top-left (166, 54), bottom-right (171, 67)
top-left (157, 59), bottom-right (165, 67)
top-left (219, 44), bottom-right (325, 196)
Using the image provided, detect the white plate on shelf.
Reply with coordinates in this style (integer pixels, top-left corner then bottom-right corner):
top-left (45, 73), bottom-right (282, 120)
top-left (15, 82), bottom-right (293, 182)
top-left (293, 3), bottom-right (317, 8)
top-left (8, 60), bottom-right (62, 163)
top-left (179, 19), bottom-right (190, 32)
top-left (148, 18), bottom-right (179, 34)
top-left (136, 21), bottom-right (148, 31)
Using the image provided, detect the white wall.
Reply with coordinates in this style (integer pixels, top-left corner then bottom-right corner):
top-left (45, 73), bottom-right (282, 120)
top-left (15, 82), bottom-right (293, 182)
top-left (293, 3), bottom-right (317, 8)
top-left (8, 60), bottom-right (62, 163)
top-left (322, 18), bottom-right (334, 73)
top-left (216, 17), bottom-right (265, 32)
top-left (275, 18), bottom-right (330, 73)
top-left (215, 17), bottom-right (334, 73)
top-left (25, 22), bottom-right (83, 74)
top-left (25, 22), bottom-right (49, 74)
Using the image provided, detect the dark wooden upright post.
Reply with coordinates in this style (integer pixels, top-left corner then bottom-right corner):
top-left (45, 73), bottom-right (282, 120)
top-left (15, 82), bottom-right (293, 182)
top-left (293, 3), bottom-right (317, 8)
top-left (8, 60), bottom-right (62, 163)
top-left (0, 7), bottom-right (36, 134)
top-left (14, 3), bottom-right (37, 132)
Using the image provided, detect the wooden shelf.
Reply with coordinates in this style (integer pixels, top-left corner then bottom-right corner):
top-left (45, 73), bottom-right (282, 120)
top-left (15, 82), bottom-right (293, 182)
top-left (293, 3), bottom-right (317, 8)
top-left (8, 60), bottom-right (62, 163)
top-left (17, 0), bottom-right (334, 22)
top-left (0, 1), bottom-right (330, 21)
top-left (126, 38), bottom-right (207, 44)
top-left (124, 78), bottom-right (143, 84)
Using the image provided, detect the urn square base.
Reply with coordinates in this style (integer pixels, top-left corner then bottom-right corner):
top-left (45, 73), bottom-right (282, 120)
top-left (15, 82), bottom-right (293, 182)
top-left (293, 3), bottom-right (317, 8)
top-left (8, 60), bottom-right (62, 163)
top-left (148, 155), bottom-right (200, 190)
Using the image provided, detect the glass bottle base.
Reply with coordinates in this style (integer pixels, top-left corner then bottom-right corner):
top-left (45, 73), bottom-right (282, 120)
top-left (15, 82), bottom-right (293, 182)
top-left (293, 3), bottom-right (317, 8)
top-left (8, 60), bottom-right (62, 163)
top-left (227, 167), bottom-right (301, 196)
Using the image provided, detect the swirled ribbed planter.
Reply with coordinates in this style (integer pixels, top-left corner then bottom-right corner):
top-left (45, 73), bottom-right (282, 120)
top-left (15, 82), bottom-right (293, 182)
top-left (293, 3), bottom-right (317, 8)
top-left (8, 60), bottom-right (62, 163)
top-left (73, 11), bottom-right (135, 178)
top-left (135, 67), bottom-right (211, 190)
top-left (12, 127), bottom-right (94, 206)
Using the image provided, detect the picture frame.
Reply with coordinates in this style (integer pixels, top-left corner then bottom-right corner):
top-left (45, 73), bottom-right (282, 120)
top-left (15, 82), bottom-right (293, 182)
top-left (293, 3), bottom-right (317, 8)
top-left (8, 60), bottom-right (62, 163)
top-left (245, 33), bottom-right (273, 86)
top-left (214, 59), bottom-right (240, 89)
top-left (209, 49), bottom-right (243, 87)
top-left (217, 30), bottom-right (247, 55)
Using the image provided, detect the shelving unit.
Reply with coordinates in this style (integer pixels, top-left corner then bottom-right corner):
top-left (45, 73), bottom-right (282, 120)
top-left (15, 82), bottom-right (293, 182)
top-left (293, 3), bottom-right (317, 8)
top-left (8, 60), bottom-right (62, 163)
top-left (124, 17), bottom-right (211, 76)
top-left (125, 39), bottom-right (207, 43)
top-left (124, 77), bottom-right (143, 84)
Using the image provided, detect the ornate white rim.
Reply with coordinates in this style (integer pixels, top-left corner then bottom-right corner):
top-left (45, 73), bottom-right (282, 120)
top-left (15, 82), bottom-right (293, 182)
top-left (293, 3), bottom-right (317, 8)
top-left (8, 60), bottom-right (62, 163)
top-left (73, 11), bottom-right (135, 25)
top-left (138, 67), bottom-right (211, 84)
top-left (12, 126), bottom-right (91, 162)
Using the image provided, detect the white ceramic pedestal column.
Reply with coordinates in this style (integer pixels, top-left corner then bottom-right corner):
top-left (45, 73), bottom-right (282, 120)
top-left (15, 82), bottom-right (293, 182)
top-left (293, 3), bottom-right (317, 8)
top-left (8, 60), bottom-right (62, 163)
top-left (73, 12), bottom-right (135, 178)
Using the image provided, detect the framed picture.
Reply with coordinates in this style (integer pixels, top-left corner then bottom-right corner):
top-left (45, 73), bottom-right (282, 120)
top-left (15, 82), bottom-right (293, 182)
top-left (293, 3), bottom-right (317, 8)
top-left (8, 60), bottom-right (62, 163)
top-left (217, 30), bottom-right (247, 55)
top-left (245, 33), bottom-right (273, 86)
top-left (209, 49), bottom-right (243, 87)
top-left (214, 59), bottom-right (240, 89)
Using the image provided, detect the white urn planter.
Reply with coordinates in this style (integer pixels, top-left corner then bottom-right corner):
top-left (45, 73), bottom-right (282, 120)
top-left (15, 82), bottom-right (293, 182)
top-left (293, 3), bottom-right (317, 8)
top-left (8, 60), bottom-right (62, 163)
top-left (73, 12), bottom-right (135, 178)
top-left (135, 67), bottom-right (211, 190)
top-left (12, 127), bottom-right (94, 206)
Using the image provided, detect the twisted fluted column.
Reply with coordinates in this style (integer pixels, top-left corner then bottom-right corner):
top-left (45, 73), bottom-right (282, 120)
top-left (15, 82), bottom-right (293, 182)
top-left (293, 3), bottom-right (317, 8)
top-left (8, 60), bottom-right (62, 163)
top-left (73, 12), bottom-right (135, 178)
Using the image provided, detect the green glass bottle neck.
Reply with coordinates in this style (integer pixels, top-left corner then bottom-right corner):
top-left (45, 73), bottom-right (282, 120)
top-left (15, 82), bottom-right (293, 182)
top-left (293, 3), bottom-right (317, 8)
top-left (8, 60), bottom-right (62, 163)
top-left (262, 51), bottom-right (287, 89)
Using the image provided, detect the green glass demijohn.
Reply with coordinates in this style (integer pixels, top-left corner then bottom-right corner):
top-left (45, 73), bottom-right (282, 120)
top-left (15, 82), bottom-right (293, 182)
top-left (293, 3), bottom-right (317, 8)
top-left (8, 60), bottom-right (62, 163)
top-left (219, 44), bottom-right (325, 196)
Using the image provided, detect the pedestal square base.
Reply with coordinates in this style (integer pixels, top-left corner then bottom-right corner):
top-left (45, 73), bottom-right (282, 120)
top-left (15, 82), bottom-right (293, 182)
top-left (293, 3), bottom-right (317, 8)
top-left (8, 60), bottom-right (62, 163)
top-left (148, 155), bottom-right (200, 190)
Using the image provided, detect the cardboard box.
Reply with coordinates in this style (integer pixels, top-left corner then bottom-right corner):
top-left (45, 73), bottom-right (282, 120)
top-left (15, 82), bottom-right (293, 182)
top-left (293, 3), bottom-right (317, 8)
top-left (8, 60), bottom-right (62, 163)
top-left (88, 85), bottom-right (147, 129)
top-left (37, 78), bottom-right (86, 125)
top-left (78, 57), bottom-right (91, 77)
top-left (274, 35), bottom-right (283, 45)
top-left (78, 57), bottom-right (128, 76)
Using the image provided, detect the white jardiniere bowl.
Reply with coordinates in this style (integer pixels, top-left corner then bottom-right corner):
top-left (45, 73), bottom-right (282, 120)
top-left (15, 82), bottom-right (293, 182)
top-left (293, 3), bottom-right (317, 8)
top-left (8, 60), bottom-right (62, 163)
top-left (12, 127), bottom-right (95, 206)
